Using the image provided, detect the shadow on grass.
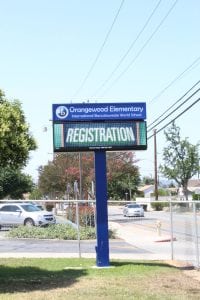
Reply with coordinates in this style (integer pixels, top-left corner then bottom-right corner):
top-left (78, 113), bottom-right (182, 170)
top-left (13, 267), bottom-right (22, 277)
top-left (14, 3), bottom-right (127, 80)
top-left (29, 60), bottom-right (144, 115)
top-left (111, 260), bottom-right (175, 269)
top-left (0, 265), bottom-right (87, 294)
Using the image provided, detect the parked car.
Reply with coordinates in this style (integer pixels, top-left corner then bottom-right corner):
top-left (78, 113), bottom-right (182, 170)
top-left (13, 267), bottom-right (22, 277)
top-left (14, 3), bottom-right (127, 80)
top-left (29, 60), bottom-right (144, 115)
top-left (35, 204), bottom-right (44, 210)
top-left (123, 203), bottom-right (144, 217)
top-left (31, 203), bottom-right (44, 210)
top-left (0, 202), bottom-right (56, 229)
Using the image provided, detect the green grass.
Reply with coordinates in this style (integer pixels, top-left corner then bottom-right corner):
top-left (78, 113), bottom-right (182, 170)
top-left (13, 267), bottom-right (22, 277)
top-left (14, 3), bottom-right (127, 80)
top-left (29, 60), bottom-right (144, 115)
top-left (0, 258), bottom-right (199, 299)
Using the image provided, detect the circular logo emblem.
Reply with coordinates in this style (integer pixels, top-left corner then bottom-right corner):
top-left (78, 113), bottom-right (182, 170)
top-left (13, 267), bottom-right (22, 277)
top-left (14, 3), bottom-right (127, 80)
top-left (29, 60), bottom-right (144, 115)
top-left (55, 106), bottom-right (69, 119)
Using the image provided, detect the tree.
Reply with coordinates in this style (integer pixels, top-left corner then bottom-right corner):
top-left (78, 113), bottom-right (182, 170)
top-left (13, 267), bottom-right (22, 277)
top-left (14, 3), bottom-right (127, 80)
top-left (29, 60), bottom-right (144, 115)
top-left (0, 90), bottom-right (37, 198)
top-left (142, 176), bottom-right (155, 185)
top-left (0, 167), bottom-right (34, 199)
top-left (106, 152), bottom-right (140, 200)
top-left (38, 151), bottom-right (141, 200)
top-left (0, 90), bottom-right (37, 168)
top-left (38, 153), bottom-right (94, 199)
top-left (28, 186), bottom-right (43, 200)
top-left (159, 122), bottom-right (200, 199)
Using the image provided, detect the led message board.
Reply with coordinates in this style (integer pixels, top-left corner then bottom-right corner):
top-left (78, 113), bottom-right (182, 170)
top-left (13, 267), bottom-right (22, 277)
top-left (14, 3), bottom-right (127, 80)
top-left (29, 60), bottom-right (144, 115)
top-left (53, 121), bottom-right (147, 152)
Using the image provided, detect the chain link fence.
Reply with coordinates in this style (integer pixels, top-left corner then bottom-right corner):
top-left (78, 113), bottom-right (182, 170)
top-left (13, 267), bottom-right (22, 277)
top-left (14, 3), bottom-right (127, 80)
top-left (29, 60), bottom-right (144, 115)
top-left (0, 199), bottom-right (199, 268)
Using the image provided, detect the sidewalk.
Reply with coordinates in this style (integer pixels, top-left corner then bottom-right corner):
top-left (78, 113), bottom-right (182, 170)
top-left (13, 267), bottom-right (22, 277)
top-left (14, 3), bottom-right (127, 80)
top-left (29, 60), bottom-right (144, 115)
top-left (109, 221), bottom-right (197, 265)
top-left (109, 221), bottom-right (173, 260)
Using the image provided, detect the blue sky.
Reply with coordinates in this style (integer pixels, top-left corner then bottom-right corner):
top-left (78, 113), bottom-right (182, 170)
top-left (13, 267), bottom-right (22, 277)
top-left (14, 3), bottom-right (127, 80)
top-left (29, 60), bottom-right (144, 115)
top-left (1, 0), bottom-right (200, 181)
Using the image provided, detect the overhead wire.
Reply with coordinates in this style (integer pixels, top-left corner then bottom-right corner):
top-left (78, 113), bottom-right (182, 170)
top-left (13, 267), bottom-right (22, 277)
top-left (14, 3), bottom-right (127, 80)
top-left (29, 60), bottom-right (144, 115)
top-left (73, 0), bottom-right (125, 97)
top-left (147, 96), bottom-right (200, 140)
top-left (147, 87), bottom-right (200, 132)
top-left (147, 80), bottom-right (200, 131)
top-left (111, 90), bottom-right (200, 160)
top-left (149, 56), bottom-right (200, 104)
top-left (110, 85), bottom-right (200, 161)
top-left (92, 0), bottom-right (163, 97)
top-left (98, 0), bottom-right (179, 97)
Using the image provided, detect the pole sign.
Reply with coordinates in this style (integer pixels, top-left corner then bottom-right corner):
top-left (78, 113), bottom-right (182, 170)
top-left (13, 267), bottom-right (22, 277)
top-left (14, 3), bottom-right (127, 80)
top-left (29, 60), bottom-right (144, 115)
top-left (52, 102), bottom-right (146, 121)
top-left (52, 101), bottom-right (147, 267)
top-left (52, 102), bottom-right (147, 152)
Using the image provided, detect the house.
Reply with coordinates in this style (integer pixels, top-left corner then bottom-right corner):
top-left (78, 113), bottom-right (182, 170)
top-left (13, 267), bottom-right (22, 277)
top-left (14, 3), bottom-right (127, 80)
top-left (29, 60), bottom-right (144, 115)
top-left (136, 184), bottom-right (176, 210)
top-left (136, 185), bottom-right (155, 211)
top-left (137, 185), bottom-right (154, 198)
top-left (187, 179), bottom-right (200, 199)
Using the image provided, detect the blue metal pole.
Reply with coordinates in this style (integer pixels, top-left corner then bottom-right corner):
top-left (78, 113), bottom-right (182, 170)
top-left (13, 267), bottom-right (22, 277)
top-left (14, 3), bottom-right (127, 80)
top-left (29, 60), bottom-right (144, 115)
top-left (95, 151), bottom-right (110, 267)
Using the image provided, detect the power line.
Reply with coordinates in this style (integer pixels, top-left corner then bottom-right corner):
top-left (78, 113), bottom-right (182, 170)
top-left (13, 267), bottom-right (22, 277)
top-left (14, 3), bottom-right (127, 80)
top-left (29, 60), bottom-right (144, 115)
top-left (147, 97), bottom-right (200, 140)
top-left (149, 56), bottom-right (200, 104)
top-left (147, 87), bottom-right (200, 132)
top-left (73, 0), bottom-right (125, 97)
top-left (98, 0), bottom-right (178, 97)
top-left (147, 80), bottom-right (200, 131)
top-left (92, 0), bottom-right (163, 97)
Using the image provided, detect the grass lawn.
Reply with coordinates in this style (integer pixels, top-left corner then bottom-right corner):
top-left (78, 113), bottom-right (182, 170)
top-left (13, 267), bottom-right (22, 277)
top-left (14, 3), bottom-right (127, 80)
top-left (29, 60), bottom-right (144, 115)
top-left (0, 258), bottom-right (199, 300)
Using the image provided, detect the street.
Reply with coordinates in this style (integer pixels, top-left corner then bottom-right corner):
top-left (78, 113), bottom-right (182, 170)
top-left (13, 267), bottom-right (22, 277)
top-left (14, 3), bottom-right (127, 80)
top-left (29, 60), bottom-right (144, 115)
top-left (108, 206), bottom-right (200, 242)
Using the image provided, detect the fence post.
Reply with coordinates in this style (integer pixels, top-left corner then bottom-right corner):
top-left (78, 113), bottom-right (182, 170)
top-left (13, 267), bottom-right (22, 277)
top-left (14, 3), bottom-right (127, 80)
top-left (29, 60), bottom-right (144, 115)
top-left (170, 200), bottom-right (174, 260)
top-left (193, 202), bottom-right (200, 269)
top-left (76, 200), bottom-right (81, 258)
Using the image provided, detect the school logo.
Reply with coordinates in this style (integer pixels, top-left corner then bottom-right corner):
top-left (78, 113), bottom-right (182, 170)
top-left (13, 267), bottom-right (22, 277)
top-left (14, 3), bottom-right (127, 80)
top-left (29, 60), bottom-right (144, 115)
top-left (55, 106), bottom-right (69, 119)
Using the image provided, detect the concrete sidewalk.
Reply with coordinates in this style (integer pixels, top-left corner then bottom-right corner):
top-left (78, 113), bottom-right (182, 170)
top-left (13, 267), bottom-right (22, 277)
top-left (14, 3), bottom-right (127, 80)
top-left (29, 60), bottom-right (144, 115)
top-left (109, 221), bottom-right (173, 260)
top-left (109, 221), bottom-right (197, 264)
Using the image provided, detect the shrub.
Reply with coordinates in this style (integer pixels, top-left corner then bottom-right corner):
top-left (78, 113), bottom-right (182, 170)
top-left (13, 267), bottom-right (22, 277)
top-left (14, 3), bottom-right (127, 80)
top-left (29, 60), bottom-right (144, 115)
top-left (7, 224), bottom-right (116, 240)
top-left (7, 224), bottom-right (96, 240)
top-left (151, 188), bottom-right (170, 197)
top-left (151, 202), bottom-right (169, 211)
top-left (45, 204), bottom-right (54, 211)
top-left (192, 193), bottom-right (200, 210)
top-left (192, 193), bottom-right (200, 200)
top-left (66, 203), bottom-right (95, 227)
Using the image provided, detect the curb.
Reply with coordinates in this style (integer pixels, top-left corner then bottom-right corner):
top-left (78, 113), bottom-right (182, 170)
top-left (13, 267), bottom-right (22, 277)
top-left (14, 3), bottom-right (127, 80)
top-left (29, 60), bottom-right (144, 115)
top-left (154, 236), bottom-right (177, 243)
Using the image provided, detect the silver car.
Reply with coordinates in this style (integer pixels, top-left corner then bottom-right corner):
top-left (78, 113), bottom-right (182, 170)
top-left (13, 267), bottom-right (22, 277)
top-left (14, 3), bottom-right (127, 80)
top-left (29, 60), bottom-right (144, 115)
top-left (123, 203), bottom-right (144, 217)
top-left (0, 202), bottom-right (56, 228)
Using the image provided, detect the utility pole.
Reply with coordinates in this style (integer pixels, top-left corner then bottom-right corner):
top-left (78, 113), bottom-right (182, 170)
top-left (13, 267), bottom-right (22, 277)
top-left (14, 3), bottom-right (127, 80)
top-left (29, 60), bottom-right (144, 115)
top-left (154, 129), bottom-right (158, 200)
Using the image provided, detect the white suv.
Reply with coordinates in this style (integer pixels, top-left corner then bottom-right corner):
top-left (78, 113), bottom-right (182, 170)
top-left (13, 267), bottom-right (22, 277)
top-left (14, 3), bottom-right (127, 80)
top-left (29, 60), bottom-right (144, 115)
top-left (0, 202), bottom-right (56, 228)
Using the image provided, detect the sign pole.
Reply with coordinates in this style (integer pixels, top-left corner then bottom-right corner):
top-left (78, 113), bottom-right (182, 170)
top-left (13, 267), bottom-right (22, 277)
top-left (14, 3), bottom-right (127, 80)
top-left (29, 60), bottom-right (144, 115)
top-left (95, 151), bottom-right (110, 267)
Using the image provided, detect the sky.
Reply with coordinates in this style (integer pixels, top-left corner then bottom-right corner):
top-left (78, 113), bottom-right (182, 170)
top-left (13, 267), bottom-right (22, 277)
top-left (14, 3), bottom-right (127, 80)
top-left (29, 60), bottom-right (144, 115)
top-left (0, 0), bottom-right (200, 182)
